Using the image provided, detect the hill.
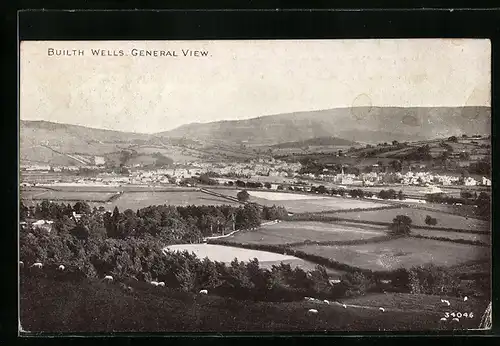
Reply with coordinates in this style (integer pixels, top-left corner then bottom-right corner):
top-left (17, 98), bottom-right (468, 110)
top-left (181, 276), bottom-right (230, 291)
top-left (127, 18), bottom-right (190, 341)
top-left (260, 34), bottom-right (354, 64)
top-left (270, 136), bottom-right (357, 149)
top-left (160, 107), bottom-right (491, 145)
top-left (20, 275), bottom-right (483, 333)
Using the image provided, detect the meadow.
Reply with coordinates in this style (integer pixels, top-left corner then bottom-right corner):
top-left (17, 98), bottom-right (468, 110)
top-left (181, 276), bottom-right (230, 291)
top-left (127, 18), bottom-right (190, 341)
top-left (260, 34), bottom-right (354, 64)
top-left (218, 188), bottom-right (391, 213)
top-left (412, 229), bottom-right (491, 245)
top-left (293, 238), bottom-right (490, 272)
top-left (330, 207), bottom-right (489, 232)
top-left (164, 243), bottom-right (340, 275)
top-left (89, 191), bottom-right (240, 210)
top-left (21, 276), bottom-right (478, 332)
top-left (21, 190), bottom-right (117, 203)
top-left (221, 221), bottom-right (387, 246)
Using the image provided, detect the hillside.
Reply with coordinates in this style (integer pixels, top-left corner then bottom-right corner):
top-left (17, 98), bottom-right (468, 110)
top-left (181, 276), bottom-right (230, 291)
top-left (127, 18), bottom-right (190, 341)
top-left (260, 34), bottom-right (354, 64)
top-left (20, 275), bottom-right (483, 333)
top-left (160, 107), bottom-right (491, 145)
top-left (270, 136), bottom-right (358, 149)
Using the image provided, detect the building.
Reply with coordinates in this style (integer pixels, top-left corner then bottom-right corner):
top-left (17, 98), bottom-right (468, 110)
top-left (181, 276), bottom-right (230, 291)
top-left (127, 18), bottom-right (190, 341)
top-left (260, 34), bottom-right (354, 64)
top-left (482, 177), bottom-right (492, 186)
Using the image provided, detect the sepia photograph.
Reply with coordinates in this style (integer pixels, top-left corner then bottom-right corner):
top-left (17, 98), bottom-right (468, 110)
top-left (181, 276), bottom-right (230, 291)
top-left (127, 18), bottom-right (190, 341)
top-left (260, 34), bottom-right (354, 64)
top-left (19, 39), bottom-right (492, 333)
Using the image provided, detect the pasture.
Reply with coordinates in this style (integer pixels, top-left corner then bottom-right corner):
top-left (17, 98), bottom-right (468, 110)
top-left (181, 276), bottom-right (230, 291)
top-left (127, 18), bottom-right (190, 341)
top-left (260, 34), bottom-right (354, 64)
top-left (21, 190), bottom-right (117, 203)
top-left (293, 238), bottom-right (490, 271)
top-left (218, 189), bottom-right (390, 213)
top-left (89, 191), bottom-right (240, 210)
top-left (21, 276), bottom-right (477, 332)
top-left (333, 207), bottom-right (489, 232)
top-left (164, 243), bottom-right (338, 274)
top-left (221, 221), bottom-right (387, 245)
top-left (412, 229), bottom-right (490, 245)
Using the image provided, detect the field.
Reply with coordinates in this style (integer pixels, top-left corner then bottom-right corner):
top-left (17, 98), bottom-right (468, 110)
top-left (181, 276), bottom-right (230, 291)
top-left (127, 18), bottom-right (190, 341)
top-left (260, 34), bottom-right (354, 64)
top-left (21, 276), bottom-right (484, 332)
top-left (221, 221), bottom-right (387, 245)
top-left (89, 191), bottom-right (240, 210)
top-left (412, 229), bottom-right (490, 245)
top-left (164, 243), bottom-right (339, 274)
top-left (293, 238), bottom-right (490, 272)
top-left (21, 190), bottom-right (117, 203)
top-left (218, 189), bottom-right (390, 213)
top-left (331, 207), bottom-right (489, 232)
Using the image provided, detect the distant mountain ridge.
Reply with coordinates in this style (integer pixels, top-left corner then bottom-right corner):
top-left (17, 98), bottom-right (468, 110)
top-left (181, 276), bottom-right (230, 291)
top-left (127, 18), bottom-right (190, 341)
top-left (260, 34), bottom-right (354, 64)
top-left (20, 106), bottom-right (490, 165)
top-left (160, 106), bottom-right (491, 145)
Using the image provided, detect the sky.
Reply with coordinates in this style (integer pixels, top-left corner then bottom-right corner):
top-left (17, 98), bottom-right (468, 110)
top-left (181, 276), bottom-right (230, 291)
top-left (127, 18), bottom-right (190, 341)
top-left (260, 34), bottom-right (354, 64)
top-left (20, 39), bottom-right (491, 134)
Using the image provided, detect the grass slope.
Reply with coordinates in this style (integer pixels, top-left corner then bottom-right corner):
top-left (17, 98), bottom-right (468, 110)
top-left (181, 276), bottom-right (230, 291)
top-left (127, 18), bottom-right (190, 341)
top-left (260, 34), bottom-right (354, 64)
top-left (20, 276), bottom-right (479, 333)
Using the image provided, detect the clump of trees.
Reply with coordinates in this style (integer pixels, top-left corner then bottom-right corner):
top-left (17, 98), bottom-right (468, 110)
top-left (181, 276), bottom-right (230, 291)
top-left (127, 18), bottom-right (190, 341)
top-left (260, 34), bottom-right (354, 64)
top-left (237, 190), bottom-right (250, 202)
top-left (378, 189), bottom-right (398, 200)
top-left (388, 215), bottom-right (412, 236)
top-left (424, 215), bottom-right (438, 226)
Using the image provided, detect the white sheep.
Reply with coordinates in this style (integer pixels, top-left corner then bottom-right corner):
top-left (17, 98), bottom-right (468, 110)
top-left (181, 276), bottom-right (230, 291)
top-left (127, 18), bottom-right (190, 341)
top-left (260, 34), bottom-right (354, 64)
top-left (158, 282), bottom-right (165, 287)
top-left (323, 300), bottom-right (330, 304)
top-left (150, 281), bottom-right (159, 286)
top-left (104, 275), bottom-right (113, 281)
top-left (307, 309), bottom-right (318, 314)
top-left (32, 262), bottom-right (42, 268)
top-left (464, 296), bottom-right (468, 302)
top-left (58, 265), bottom-right (65, 271)
top-left (379, 307), bottom-right (385, 312)
top-left (199, 289), bottom-right (208, 294)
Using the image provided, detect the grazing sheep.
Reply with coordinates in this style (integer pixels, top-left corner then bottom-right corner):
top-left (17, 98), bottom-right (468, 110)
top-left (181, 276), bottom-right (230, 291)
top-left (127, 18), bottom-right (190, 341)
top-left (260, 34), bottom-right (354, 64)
top-left (323, 300), bottom-right (330, 304)
top-left (104, 275), bottom-right (113, 281)
top-left (58, 265), bottom-right (65, 271)
top-left (199, 289), bottom-right (208, 294)
top-left (32, 262), bottom-right (42, 269)
top-left (158, 282), bottom-right (165, 287)
top-left (308, 309), bottom-right (318, 314)
top-left (464, 296), bottom-right (468, 301)
top-left (379, 307), bottom-right (385, 312)
top-left (150, 281), bottom-right (159, 286)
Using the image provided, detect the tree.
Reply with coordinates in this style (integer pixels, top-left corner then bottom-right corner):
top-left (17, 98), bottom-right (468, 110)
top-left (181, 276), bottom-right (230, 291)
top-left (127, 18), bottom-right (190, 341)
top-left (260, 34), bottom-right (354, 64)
top-left (425, 215), bottom-right (438, 226)
top-left (398, 190), bottom-right (405, 200)
top-left (448, 136), bottom-right (458, 142)
top-left (389, 215), bottom-right (412, 236)
top-left (317, 185), bottom-right (328, 194)
top-left (237, 190), bottom-right (250, 202)
top-left (392, 140), bottom-right (399, 146)
top-left (264, 182), bottom-right (272, 189)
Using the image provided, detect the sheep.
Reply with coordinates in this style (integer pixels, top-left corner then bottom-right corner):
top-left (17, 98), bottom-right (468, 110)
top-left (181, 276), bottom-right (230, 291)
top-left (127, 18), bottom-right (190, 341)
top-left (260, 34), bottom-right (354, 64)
top-left (307, 309), bottom-right (318, 314)
top-left (199, 289), bottom-right (208, 294)
top-left (150, 281), bottom-right (159, 286)
top-left (379, 307), bottom-right (385, 312)
top-left (104, 275), bottom-right (113, 281)
top-left (323, 300), bottom-right (330, 304)
top-left (464, 296), bottom-right (468, 302)
top-left (58, 265), bottom-right (65, 271)
top-left (31, 262), bottom-right (42, 269)
top-left (158, 282), bottom-right (165, 287)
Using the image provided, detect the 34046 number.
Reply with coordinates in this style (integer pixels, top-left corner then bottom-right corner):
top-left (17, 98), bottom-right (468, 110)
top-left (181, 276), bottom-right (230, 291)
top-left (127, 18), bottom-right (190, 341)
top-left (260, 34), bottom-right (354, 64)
top-left (444, 312), bottom-right (474, 318)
